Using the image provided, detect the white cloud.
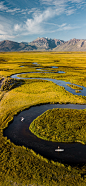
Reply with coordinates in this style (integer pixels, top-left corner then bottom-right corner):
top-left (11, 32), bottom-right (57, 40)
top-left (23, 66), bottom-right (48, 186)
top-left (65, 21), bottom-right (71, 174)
top-left (25, 9), bottom-right (52, 34)
top-left (41, 0), bottom-right (85, 15)
top-left (45, 23), bottom-right (80, 33)
top-left (0, 0), bottom-right (85, 40)
top-left (19, 1), bottom-right (80, 36)
top-left (0, 30), bottom-right (6, 35)
top-left (14, 8), bottom-right (55, 35)
top-left (41, 0), bottom-right (84, 5)
top-left (65, 8), bottom-right (75, 15)
top-left (28, 8), bottom-right (38, 15)
top-left (60, 24), bottom-right (79, 31)
top-left (0, 17), bottom-right (17, 40)
top-left (0, 34), bottom-right (16, 40)
top-left (14, 4), bottom-right (75, 36)
top-left (0, 2), bottom-right (8, 11)
top-left (0, 1), bottom-right (21, 14)
top-left (14, 24), bottom-right (21, 31)
top-left (6, 8), bottom-right (20, 13)
top-left (13, 11), bottom-right (80, 37)
top-left (71, 0), bottom-right (82, 3)
top-left (0, 24), bottom-right (7, 35)
top-left (0, 1), bottom-right (37, 15)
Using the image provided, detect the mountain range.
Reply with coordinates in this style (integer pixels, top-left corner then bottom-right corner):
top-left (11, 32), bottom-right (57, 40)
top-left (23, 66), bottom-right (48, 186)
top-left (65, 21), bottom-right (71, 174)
top-left (0, 37), bottom-right (86, 52)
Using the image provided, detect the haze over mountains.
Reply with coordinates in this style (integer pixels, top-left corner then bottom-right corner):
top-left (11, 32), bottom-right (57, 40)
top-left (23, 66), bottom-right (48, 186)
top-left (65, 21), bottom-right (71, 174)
top-left (0, 37), bottom-right (86, 52)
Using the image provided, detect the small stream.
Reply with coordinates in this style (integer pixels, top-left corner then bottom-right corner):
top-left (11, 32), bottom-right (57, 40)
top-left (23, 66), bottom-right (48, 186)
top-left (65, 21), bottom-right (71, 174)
top-left (12, 62), bottom-right (86, 96)
top-left (11, 74), bottom-right (86, 96)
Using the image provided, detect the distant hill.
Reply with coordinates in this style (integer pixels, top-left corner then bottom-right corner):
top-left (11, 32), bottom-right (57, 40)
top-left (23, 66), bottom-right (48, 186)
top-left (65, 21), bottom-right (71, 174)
top-left (0, 38), bottom-right (86, 52)
top-left (53, 38), bottom-right (86, 51)
top-left (0, 40), bottom-right (37, 52)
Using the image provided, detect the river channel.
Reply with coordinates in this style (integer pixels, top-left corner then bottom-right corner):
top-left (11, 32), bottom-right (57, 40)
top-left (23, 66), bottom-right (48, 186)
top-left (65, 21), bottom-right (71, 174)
top-left (3, 63), bottom-right (86, 164)
top-left (3, 103), bottom-right (86, 164)
top-left (11, 73), bottom-right (86, 96)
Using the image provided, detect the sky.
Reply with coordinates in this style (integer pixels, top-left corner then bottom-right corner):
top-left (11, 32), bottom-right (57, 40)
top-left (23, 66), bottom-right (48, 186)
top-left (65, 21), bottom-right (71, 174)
top-left (0, 0), bottom-right (86, 42)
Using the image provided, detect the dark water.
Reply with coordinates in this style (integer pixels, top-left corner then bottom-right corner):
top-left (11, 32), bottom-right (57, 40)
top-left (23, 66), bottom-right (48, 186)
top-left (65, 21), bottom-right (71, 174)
top-left (3, 104), bottom-right (86, 164)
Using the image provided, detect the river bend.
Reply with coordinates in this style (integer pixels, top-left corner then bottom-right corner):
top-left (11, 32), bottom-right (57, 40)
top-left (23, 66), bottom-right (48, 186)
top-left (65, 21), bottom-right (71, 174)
top-left (3, 104), bottom-right (86, 164)
top-left (3, 64), bottom-right (86, 164)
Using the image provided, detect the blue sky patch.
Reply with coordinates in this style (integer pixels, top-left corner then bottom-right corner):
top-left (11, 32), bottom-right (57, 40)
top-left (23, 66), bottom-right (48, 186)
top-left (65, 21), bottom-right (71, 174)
top-left (0, 0), bottom-right (86, 42)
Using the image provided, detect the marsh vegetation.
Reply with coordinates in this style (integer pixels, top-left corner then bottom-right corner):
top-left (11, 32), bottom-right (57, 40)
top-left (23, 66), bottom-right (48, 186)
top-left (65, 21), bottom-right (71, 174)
top-left (30, 108), bottom-right (86, 144)
top-left (66, 84), bottom-right (83, 90)
top-left (0, 51), bottom-right (86, 185)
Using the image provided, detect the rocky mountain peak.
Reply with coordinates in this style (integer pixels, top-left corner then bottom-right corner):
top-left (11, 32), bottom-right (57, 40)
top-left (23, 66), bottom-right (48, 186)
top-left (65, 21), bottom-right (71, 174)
top-left (0, 37), bottom-right (86, 51)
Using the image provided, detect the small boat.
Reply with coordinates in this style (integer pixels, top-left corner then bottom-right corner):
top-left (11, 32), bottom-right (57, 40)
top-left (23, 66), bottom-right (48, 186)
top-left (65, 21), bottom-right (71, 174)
top-left (55, 146), bottom-right (64, 152)
top-left (55, 149), bottom-right (64, 152)
top-left (21, 117), bottom-right (25, 122)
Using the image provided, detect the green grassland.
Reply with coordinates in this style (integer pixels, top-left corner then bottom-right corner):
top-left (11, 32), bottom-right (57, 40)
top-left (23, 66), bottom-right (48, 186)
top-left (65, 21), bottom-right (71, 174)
top-left (0, 51), bottom-right (86, 185)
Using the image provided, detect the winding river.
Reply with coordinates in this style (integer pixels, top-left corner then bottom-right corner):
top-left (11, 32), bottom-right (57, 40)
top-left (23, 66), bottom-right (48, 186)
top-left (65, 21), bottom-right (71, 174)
top-left (11, 73), bottom-right (86, 96)
top-left (3, 103), bottom-right (86, 164)
top-left (3, 63), bottom-right (86, 164)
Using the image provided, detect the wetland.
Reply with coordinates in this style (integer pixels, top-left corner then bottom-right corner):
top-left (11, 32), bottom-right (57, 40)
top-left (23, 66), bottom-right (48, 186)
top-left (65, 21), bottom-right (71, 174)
top-left (0, 51), bottom-right (86, 186)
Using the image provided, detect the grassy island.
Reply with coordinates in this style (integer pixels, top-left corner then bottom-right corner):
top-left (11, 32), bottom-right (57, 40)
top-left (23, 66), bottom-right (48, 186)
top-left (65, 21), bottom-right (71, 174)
top-left (29, 108), bottom-right (86, 144)
top-left (66, 84), bottom-right (83, 90)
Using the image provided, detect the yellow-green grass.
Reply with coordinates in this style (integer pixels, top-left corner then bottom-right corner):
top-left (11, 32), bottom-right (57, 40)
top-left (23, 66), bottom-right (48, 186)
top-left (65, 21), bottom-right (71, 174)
top-left (75, 90), bottom-right (81, 93)
top-left (0, 51), bottom-right (86, 185)
top-left (17, 71), bottom-right (86, 88)
top-left (1, 79), bottom-right (86, 185)
top-left (1, 139), bottom-right (86, 186)
top-left (29, 108), bottom-right (86, 144)
top-left (0, 77), bottom-right (2, 81)
top-left (66, 84), bottom-right (83, 90)
top-left (0, 79), bottom-right (86, 129)
top-left (0, 51), bottom-right (86, 87)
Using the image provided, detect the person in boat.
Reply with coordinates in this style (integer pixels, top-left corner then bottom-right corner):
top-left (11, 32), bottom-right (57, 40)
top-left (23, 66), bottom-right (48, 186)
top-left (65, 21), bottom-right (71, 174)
top-left (21, 117), bottom-right (25, 122)
top-left (55, 146), bottom-right (64, 152)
